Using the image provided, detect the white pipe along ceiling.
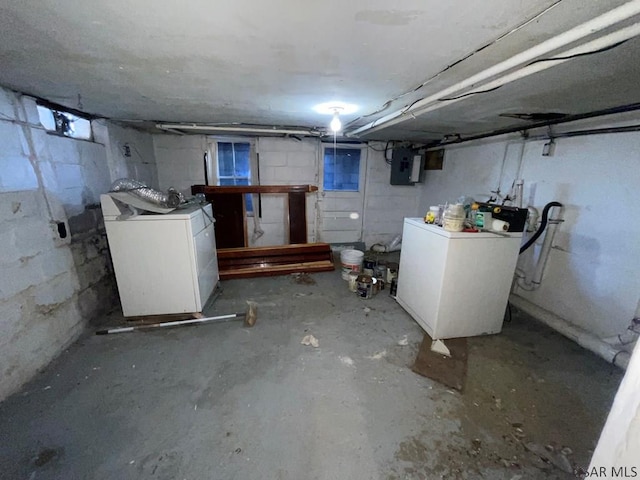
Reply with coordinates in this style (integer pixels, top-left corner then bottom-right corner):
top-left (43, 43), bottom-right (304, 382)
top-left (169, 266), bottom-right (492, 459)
top-left (1, 0), bottom-right (640, 143)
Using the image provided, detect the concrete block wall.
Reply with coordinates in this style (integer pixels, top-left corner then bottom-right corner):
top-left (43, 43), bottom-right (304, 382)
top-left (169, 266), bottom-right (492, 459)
top-left (154, 134), bottom-right (207, 195)
top-left (362, 143), bottom-right (422, 248)
top-left (0, 87), bottom-right (134, 401)
top-left (253, 137), bottom-right (319, 246)
top-left (152, 134), bottom-right (423, 248)
top-left (153, 134), bottom-right (321, 246)
top-left (418, 118), bottom-right (640, 340)
top-left (93, 120), bottom-right (158, 187)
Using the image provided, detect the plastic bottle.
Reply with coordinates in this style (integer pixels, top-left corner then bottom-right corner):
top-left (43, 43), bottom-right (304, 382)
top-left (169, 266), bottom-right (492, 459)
top-left (424, 206), bottom-right (439, 224)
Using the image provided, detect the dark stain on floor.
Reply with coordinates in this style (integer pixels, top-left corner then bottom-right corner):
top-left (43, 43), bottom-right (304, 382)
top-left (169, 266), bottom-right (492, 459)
top-left (33, 447), bottom-right (63, 467)
top-left (291, 273), bottom-right (316, 285)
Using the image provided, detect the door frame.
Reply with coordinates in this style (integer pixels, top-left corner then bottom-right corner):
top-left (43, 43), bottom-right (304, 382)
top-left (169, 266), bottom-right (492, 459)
top-left (317, 142), bottom-right (368, 243)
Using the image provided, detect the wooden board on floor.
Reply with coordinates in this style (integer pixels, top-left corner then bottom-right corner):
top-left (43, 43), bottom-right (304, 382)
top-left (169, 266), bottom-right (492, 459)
top-left (217, 243), bottom-right (331, 259)
top-left (217, 243), bottom-right (334, 279)
top-left (220, 260), bottom-right (335, 280)
top-left (412, 333), bottom-right (468, 392)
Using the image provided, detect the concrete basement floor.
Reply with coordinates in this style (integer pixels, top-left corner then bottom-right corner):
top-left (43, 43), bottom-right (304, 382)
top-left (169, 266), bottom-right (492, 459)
top-left (0, 255), bottom-right (624, 480)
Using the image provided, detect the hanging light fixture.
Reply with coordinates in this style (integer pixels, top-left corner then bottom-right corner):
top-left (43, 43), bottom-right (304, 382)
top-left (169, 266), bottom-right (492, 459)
top-left (313, 102), bottom-right (358, 134)
top-left (330, 108), bottom-right (342, 132)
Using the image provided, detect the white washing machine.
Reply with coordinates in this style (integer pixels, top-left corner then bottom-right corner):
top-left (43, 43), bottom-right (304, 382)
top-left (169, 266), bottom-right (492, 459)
top-left (396, 217), bottom-right (522, 339)
top-left (101, 194), bottom-right (219, 317)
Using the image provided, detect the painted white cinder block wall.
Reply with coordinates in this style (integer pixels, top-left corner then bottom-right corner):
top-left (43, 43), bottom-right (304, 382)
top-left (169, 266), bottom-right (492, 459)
top-left (362, 143), bottom-right (422, 248)
top-left (93, 121), bottom-right (158, 188)
top-left (0, 89), bottom-right (112, 401)
top-left (154, 134), bottom-right (207, 196)
top-left (152, 135), bottom-right (419, 247)
top-left (418, 119), bottom-right (640, 340)
top-left (153, 134), bottom-right (321, 246)
top-left (254, 137), bottom-right (319, 246)
top-left (0, 86), bottom-right (160, 401)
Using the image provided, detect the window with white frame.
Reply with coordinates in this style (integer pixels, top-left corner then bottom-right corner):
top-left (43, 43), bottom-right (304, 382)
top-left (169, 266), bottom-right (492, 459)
top-left (216, 140), bottom-right (254, 212)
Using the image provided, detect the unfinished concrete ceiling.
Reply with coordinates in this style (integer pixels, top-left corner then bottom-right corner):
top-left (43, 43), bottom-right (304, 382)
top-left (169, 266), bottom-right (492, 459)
top-left (1, 0), bottom-right (639, 143)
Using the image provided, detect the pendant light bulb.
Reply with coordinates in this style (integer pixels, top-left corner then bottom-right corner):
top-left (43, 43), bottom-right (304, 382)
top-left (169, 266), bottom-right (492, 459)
top-left (330, 111), bottom-right (341, 132)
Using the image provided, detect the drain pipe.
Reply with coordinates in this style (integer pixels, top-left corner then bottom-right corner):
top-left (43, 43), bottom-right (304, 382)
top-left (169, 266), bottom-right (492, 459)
top-left (509, 295), bottom-right (631, 369)
top-left (514, 179), bottom-right (525, 209)
top-left (516, 203), bottom-right (563, 290)
top-left (604, 299), bottom-right (640, 346)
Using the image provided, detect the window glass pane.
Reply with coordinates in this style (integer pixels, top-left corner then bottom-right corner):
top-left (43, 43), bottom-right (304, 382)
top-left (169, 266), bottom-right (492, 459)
top-left (36, 105), bottom-right (92, 140)
top-left (218, 142), bottom-right (234, 177)
top-left (234, 178), bottom-right (253, 212)
top-left (323, 148), bottom-right (360, 191)
top-left (37, 105), bottom-right (56, 130)
top-left (233, 143), bottom-right (251, 177)
top-left (217, 142), bottom-right (252, 213)
top-left (245, 194), bottom-right (253, 213)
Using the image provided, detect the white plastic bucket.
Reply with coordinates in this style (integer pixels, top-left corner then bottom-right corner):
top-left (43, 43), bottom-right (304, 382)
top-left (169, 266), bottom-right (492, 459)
top-left (340, 249), bottom-right (364, 280)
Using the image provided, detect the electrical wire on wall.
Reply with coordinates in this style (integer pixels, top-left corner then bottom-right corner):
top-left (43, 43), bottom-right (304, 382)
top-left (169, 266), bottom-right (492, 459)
top-left (365, 140), bottom-right (391, 152)
top-left (384, 141), bottom-right (393, 165)
top-left (362, 140), bottom-right (397, 166)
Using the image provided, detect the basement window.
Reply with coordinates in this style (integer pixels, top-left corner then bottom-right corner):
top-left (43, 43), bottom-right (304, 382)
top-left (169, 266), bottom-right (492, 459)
top-left (217, 141), bottom-right (253, 212)
top-left (323, 147), bottom-right (361, 191)
top-left (37, 105), bottom-right (92, 140)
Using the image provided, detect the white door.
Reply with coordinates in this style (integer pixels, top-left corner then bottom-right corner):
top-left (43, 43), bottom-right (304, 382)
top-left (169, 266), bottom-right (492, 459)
top-left (317, 143), bottom-right (367, 244)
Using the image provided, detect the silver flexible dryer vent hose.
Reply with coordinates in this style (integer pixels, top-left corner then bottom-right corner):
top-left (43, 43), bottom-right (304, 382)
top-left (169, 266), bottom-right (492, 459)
top-left (110, 178), bottom-right (184, 208)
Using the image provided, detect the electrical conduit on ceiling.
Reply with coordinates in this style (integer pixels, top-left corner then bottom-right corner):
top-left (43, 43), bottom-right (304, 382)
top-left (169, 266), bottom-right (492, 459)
top-left (346, 0), bottom-right (566, 127)
top-left (156, 124), bottom-right (323, 136)
top-left (348, 1), bottom-right (640, 137)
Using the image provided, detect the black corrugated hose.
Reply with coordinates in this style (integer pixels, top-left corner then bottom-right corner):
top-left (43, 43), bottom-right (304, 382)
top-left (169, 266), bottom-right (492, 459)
top-left (519, 201), bottom-right (563, 254)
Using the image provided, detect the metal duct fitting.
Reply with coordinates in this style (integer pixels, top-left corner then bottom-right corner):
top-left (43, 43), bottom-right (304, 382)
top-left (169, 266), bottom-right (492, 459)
top-left (371, 234), bottom-right (402, 253)
top-left (110, 178), bottom-right (184, 208)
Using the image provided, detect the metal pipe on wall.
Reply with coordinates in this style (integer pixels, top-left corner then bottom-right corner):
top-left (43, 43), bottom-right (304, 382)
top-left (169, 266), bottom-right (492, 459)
top-left (531, 217), bottom-right (562, 286)
top-left (509, 295), bottom-right (631, 369)
top-left (516, 203), bottom-right (563, 290)
top-left (426, 104), bottom-right (640, 148)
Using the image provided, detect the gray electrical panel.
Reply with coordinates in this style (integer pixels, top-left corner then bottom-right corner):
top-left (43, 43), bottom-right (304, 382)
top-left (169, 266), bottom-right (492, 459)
top-left (390, 148), bottom-right (424, 185)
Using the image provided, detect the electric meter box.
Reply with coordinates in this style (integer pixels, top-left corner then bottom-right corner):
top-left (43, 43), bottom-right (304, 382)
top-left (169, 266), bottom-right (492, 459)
top-left (390, 148), bottom-right (424, 185)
